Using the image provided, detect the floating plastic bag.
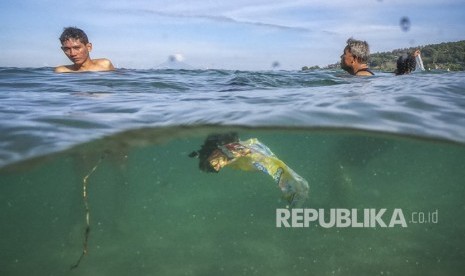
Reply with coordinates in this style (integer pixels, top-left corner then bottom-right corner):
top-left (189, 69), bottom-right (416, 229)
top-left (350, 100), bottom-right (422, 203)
top-left (190, 133), bottom-right (309, 207)
top-left (415, 53), bottom-right (425, 72)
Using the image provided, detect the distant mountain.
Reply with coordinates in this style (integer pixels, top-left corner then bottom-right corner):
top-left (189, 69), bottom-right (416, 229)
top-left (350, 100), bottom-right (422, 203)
top-left (154, 54), bottom-right (195, 70)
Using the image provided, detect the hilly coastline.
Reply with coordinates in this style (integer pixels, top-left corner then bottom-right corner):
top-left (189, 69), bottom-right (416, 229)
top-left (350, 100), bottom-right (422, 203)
top-left (303, 40), bottom-right (465, 72)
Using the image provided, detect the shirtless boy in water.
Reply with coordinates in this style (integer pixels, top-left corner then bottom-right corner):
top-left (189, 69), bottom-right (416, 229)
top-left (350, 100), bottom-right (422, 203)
top-left (55, 27), bottom-right (114, 73)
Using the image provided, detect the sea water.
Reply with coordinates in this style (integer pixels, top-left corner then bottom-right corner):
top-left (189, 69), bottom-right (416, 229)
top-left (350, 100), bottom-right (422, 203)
top-left (0, 68), bottom-right (465, 275)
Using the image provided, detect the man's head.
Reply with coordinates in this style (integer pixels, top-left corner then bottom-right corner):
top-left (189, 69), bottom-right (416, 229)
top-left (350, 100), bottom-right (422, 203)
top-left (341, 38), bottom-right (370, 74)
top-left (59, 27), bottom-right (92, 66)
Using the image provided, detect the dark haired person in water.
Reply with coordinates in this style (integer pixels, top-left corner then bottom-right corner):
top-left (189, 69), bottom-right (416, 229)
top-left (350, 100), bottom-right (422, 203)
top-left (395, 49), bottom-right (423, 75)
top-left (340, 38), bottom-right (374, 76)
top-left (55, 27), bottom-right (115, 73)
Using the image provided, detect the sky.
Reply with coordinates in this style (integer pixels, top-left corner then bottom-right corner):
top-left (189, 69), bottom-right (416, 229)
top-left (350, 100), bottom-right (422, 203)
top-left (0, 0), bottom-right (464, 70)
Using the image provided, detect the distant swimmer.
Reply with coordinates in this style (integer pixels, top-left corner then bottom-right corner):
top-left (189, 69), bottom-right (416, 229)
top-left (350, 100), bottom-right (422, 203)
top-left (55, 27), bottom-right (115, 73)
top-left (395, 49), bottom-right (425, 75)
top-left (340, 38), bottom-right (374, 76)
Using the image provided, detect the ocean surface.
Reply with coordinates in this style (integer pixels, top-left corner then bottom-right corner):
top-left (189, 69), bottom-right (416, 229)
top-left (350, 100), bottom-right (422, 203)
top-left (1, 67), bottom-right (465, 275)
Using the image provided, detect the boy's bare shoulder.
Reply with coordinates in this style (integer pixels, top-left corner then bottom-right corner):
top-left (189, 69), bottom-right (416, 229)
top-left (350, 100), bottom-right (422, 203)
top-left (94, 58), bottom-right (115, 71)
top-left (54, 59), bottom-right (115, 73)
top-left (54, 65), bottom-right (74, 73)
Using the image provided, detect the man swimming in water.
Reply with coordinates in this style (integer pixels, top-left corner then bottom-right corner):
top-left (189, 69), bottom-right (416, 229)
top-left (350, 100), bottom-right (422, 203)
top-left (55, 27), bottom-right (115, 73)
top-left (340, 38), bottom-right (374, 76)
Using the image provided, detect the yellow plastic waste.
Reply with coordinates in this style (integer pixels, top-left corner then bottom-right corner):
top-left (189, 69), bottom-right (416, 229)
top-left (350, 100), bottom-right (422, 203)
top-left (190, 133), bottom-right (309, 207)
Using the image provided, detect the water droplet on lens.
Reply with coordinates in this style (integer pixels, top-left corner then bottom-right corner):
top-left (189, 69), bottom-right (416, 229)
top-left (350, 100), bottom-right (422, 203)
top-left (400, 16), bottom-right (410, 32)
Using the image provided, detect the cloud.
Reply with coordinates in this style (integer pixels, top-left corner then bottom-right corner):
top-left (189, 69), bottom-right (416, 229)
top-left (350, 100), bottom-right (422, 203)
top-left (104, 7), bottom-right (313, 33)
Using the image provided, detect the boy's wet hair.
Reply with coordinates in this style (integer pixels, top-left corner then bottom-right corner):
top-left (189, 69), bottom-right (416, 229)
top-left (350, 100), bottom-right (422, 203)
top-left (59, 27), bottom-right (89, 44)
top-left (189, 132), bottom-right (239, 173)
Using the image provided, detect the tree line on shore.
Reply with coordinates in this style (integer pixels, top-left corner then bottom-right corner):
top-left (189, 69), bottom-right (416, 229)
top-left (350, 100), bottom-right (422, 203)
top-left (303, 40), bottom-right (465, 72)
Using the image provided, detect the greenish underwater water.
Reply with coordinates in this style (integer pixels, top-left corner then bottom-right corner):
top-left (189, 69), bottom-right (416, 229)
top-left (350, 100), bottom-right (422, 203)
top-left (1, 127), bottom-right (465, 275)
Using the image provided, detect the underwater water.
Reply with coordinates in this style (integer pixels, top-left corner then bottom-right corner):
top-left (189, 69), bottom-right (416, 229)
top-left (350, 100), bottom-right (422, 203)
top-left (1, 68), bottom-right (465, 275)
